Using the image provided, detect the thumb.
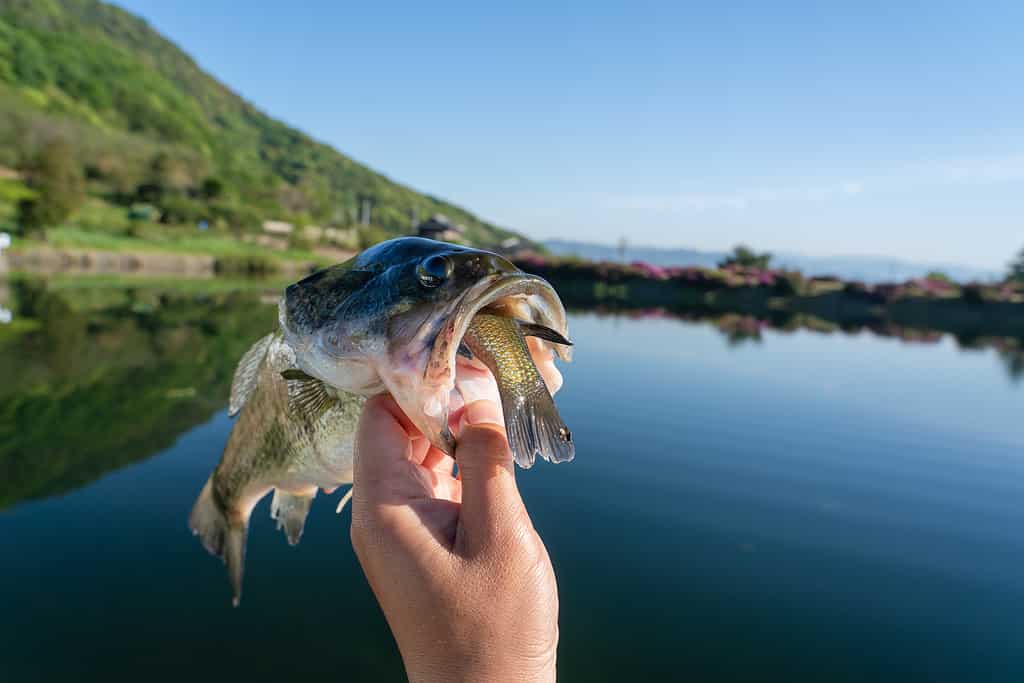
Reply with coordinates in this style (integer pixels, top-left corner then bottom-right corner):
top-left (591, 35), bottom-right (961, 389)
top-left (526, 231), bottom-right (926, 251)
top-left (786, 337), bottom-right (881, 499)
top-left (454, 400), bottom-right (528, 557)
top-left (352, 394), bottom-right (424, 509)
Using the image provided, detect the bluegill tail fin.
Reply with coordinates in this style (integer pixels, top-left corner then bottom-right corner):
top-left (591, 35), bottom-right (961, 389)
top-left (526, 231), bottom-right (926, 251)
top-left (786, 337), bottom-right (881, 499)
top-left (504, 391), bottom-right (575, 469)
top-left (270, 488), bottom-right (316, 546)
top-left (189, 478), bottom-right (249, 607)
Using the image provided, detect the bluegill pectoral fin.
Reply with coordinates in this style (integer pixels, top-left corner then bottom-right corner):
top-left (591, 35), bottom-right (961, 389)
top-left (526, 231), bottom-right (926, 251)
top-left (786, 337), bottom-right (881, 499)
top-left (517, 321), bottom-right (573, 347)
top-left (229, 333), bottom-right (275, 417)
top-left (270, 489), bottom-right (317, 546)
top-left (284, 374), bottom-right (337, 420)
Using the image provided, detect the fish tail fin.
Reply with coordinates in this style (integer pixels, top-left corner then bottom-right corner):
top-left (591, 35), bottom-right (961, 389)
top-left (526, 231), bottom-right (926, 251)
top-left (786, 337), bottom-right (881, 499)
top-left (270, 488), bottom-right (316, 546)
top-left (225, 526), bottom-right (247, 608)
top-left (189, 478), bottom-right (226, 556)
top-left (505, 391), bottom-right (575, 469)
top-left (189, 478), bottom-right (249, 607)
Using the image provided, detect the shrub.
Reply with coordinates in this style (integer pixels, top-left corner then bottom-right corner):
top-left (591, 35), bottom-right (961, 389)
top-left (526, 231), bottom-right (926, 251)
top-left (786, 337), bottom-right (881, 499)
top-left (773, 271), bottom-right (804, 296)
top-left (214, 253), bottom-right (278, 276)
top-left (157, 195), bottom-right (208, 225)
top-left (962, 283), bottom-right (986, 305)
top-left (719, 244), bottom-right (772, 270)
top-left (22, 139), bottom-right (85, 228)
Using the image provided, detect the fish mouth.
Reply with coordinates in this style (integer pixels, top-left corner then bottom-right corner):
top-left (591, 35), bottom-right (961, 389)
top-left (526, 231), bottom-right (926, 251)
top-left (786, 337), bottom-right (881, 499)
top-left (418, 272), bottom-right (570, 454)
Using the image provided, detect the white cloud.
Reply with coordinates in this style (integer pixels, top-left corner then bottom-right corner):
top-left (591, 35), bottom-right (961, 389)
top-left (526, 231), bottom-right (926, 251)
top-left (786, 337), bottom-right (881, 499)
top-left (605, 179), bottom-right (864, 213)
top-left (602, 154), bottom-right (1024, 214)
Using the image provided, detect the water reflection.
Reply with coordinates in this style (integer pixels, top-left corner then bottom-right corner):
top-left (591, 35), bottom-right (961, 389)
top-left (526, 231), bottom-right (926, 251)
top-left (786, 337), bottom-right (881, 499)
top-left (0, 276), bottom-right (279, 509)
top-left (572, 303), bottom-right (1024, 380)
top-left (2, 275), bottom-right (1022, 512)
top-left (3, 274), bottom-right (1024, 682)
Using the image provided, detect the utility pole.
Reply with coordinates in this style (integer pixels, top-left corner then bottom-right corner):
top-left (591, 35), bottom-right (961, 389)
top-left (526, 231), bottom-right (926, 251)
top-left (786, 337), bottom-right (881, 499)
top-left (358, 197), bottom-right (373, 226)
top-left (0, 232), bottom-right (10, 274)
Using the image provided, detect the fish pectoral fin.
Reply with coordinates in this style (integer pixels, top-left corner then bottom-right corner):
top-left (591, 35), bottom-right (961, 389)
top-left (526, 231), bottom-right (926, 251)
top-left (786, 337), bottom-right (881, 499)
top-left (270, 488), bottom-right (317, 546)
top-left (284, 373), bottom-right (337, 420)
top-left (517, 321), bottom-right (574, 347)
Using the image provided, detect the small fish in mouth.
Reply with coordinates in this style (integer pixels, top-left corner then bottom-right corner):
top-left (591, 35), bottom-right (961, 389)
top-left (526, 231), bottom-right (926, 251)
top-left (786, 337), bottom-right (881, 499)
top-left (191, 237), bottom-right (575, 605)
top-left (461, 312), bottom-right (574, 468)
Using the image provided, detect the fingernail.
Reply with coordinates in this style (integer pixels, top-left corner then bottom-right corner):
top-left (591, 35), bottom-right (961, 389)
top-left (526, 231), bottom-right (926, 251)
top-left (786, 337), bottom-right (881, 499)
top-left (460, 399), bottom-right (504, 430)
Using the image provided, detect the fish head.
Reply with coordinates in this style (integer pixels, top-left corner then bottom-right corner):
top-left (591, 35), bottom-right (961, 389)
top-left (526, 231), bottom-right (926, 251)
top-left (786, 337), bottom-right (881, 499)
top-left (281, 237), bottom-right (570, 454)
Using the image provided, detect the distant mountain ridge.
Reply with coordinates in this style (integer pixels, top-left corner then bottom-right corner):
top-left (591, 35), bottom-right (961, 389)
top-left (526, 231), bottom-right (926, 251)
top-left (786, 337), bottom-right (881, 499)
top-left (0, 0), bottom-right (527, 247)
top-left (545, 240), bottom-right (1002, 284)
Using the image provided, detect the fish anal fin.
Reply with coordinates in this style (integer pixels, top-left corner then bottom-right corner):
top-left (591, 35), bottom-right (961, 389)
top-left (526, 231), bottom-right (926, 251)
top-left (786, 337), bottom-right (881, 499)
top-left (270, 488), bottom-right (317, 546)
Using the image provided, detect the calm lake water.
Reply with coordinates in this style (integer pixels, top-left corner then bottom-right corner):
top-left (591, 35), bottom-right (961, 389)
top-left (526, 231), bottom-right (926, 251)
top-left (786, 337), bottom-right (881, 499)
top-left (2, 276), bottom-right (1023, 682)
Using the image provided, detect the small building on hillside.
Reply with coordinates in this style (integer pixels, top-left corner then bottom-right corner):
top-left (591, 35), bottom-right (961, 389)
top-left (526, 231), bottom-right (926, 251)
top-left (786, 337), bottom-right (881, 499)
top-left (262, 220), bottom-right (294, 236)
top-left (415, 214), bottom-right (465, 243)
top-left (324, 226), bottom-right (357, 248)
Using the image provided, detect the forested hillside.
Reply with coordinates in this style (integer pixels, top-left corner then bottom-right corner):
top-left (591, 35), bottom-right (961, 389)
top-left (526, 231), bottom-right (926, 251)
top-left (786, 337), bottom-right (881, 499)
top-left (0, 0), bottom-right (525, 250)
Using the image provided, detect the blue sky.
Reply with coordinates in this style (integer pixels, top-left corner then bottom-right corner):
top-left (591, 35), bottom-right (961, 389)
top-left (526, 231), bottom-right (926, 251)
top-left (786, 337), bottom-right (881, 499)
top-left (115, 0), bottom-right (1024, 269)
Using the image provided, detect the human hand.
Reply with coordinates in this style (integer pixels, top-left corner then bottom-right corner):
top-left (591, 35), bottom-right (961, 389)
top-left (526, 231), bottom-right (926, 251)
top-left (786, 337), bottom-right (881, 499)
top-left (350, 395), bottom-right (559, 683)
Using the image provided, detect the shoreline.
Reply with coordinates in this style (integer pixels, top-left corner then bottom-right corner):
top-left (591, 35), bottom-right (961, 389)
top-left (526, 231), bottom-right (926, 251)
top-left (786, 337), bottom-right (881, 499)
top-left (2, 244), bottom-right (328, 277)
top-left (5, 245), bottom-right (1024, 341)
top-left (533, 272), bottom-right (1024, 341)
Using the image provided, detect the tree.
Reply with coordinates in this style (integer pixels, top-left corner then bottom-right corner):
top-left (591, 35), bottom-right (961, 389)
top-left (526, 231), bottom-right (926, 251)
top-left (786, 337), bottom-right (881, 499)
top-left (19, 139), bottom-right (85, 232)
top-left (200, 177), bottom-right (224, 200)
top-left (719, 244), bottom-right (772, 270)
top-left (147, 152), bottom-right (194, 193)
top-left (1009, 247), bottom-right (1024, 282)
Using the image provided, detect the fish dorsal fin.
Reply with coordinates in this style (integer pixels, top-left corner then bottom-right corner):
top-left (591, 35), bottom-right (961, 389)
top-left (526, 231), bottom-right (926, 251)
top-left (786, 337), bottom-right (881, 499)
top-left (229, 333), bottom-right (276, 417)
top-left (283, 370), bottom-right (337, 420)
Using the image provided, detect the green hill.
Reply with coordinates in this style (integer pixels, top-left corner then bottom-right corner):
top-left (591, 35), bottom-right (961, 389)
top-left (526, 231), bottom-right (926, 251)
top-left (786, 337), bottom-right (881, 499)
top-left (0, 0), bottom-right (527, 251)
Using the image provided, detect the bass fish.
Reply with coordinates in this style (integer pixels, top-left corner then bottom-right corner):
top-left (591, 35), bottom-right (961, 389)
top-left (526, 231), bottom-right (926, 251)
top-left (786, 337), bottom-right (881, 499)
top-left (191, 237), bottom-right (574, 605)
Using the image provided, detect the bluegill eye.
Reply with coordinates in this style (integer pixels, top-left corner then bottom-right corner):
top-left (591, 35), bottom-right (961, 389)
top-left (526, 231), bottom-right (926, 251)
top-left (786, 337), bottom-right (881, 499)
top-left (417, 255), bottom-right (452, 287)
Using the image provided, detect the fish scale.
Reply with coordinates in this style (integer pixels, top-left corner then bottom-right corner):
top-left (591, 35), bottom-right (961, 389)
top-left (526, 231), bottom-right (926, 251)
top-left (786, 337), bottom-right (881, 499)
top-left (463, 313), bottom-right (574, 468)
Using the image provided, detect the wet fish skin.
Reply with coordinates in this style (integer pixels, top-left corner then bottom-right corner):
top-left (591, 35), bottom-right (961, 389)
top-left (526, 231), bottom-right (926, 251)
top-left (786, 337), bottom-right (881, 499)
top-left (462, 313), bottom-right (574, 468)
top-left (190, 332), bottom-right (364, 606)
top-left (280, 237), bottom-right (571, 458)
top-left (193, 238), bottom-right (574, 605)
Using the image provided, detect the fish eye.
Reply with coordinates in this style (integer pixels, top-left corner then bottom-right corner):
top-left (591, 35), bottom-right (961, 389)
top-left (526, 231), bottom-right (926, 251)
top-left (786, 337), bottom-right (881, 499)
top-left (417, 255), bottom-right (452, 288)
